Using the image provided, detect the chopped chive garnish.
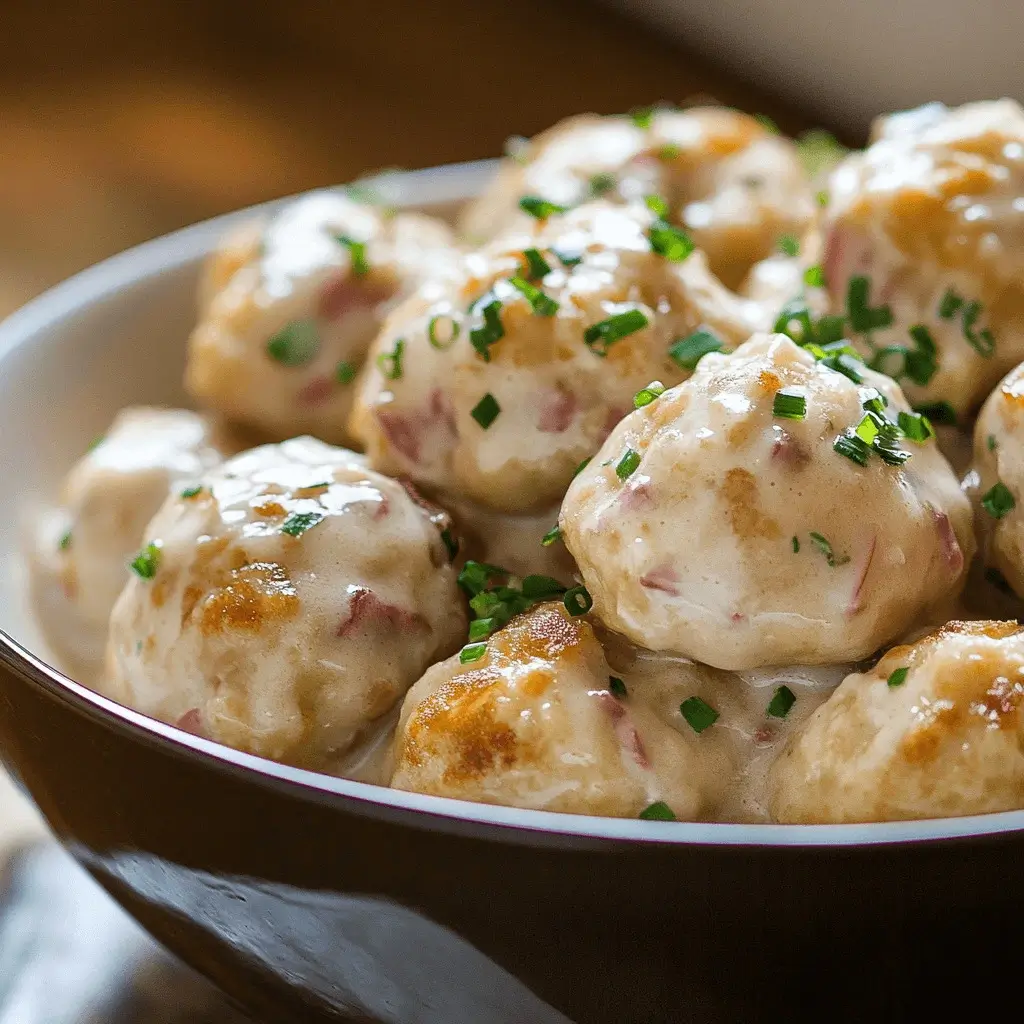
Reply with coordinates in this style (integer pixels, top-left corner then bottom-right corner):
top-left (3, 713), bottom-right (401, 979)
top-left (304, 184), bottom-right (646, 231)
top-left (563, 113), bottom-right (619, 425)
top-left (808, 531), bottom-right (849, 567)
top-left (58, 529), bottom-right (72, 551)
top-left (816, 189), bottom-right (829, 207)
top-left (427, 314), bottom-right (461, 350)
top-left (872, 435), bottom-right (911, 466)
top-left (573, 457), bottom-right (592, 477)
top-left (847, 276), bottom-right (893, 334)
top-left (458, 560), bottom-right (509, 596)
top-left (521, 575), bottom-right (567, 600)
top-left (644, 194), bottom-right (670, 218)
top-left (609, 676), bottom-right (628, 699)
top-left (938, 288), bottom-right (963, 319)
top-left (657, 143), bottom-right (681, 161)
top-left (563, 585), bottom-right (593, 616)
top-left (267, 319), bottom-right (320, 366)
top-left (897, 410), bottom-right (935, 443)
top-left (982, 481), bottom-right (1016, 519)
top-left (854, 412), bottom-right (881, 445)
top-left (795, 128), bottom-right (848, 176)
top-left (766, 685), bottom-right (796, 719)
top-left (180, 485), bottom-right (204, 499)
top-left (440, 528), bottom-right (459, 560)
top-left (913, 401), bottom-right (956, 425)
top-left (470, 393), bottom-right (501, 429)
top-left (87, 435), bottom-right (105, 452)
top-left (518, 195), bottom-right (567, 219)
top-left (869, 345), bottom-right (908, 379)
top-left (634, 798), bottom-right (675, 823)
top-left (803, 264), bottom-right (826, 287)
top-left (791, 536), bottom-right (800, 553)
top-left (634, 381), bottom-right (665, 408)
top-left (669, 329), bottom-right (723, 369)
top-left (630, 106), bottom-right (655, 129)
top-left (522, 248), bottom-right (552, 281)
top-left (590, 172), bottom-right (617, 196)
top-left (552, 247), bottom-right (584, 268)
top-left (859, 387), bottom-right (887, 414)
top-left (753, 113), bottom-right (779, 133)
top-left (639, 801), bottom-right (676, 821)
top-left (376, 337), bottom-right (405, 380)
top-left (509, 275), bottom-right (559, 316)
top-left (680, 696), bottom-right (719, 734)
top-left (469, 299), bottom-right (505, 361)
top-left (130, 541), bottom-right (161, 579)
top-left (281, 510), bottom-right (326, 537)
top-left (773, 388), bottom-right (807, 420)
top-left (584, 309), bottom-right (649, 355)
top-left (648, 221), bottom-right (695, 261)
top-left (335, 360), bottom-right (357, 384)
top-left (335, 234), bottom-right (369, 276)
top-left (541, 524), bottom-right (562, 547)
top-left (615, 448), bottom-right (641, 480)
top-left (460, 642), bottom-right (487, 664)
top-left (961, 300), bottom-right (996, 357)
top-left (468, 618), bottom-right (494, 641)
top-left (887, 667), bottom-right (908, 688)
top-left (778, 234), bottom-right (800, 257)
top-left (821, 352), bottom-right (864, 384)
top-left (988, 434), bottom-right (998, 452)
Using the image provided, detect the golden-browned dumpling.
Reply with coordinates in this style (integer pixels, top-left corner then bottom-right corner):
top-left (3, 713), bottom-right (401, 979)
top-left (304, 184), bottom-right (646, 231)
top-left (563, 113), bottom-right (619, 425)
top-left (560, 333), bottom-right (975, 670)
top-left (102, 437), bottom-right (466, 769)
top-left (28, 408), bottom-right (239, 676)
top-left (461, 107), bottom-right (815, 289)
top-left (821, 100), bottom-right (1024, 417)
top-left (770, 621), bottom-right (1024, 822)
top-left (351, 201), bottom-right (763, 514)
top-left (391, 602), bottom-right (735, 818)
top-left (186, 191), bottom-right (457, 444)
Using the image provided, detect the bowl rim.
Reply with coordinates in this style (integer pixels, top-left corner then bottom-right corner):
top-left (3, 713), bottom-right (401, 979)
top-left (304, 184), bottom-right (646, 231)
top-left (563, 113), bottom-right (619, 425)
top-left (2, 160), bottom-right (1023, 852)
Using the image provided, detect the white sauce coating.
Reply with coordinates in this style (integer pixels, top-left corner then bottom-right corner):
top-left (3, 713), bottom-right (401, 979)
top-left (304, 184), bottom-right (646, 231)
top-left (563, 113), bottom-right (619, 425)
top-left (822, 99), bottom-right (1024, 415)
top-left (351, 200), bottom-right (765, 514)
top-left (560, 333), bottom-right (975, 670)
top-left (771, 620), bottom-right (1024, 822)
top-left (101, 437), bottom-right (467, 770)
top-left (187, 191), bottom-right (458, 445)
top-left (461, 107), bottom-right (815, 290)
top-left (27, 408), bottom-right (241, 678)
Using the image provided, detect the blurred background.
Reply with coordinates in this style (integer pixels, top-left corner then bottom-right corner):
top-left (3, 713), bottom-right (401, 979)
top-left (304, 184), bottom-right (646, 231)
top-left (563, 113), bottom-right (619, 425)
top-left (0, 0), bottom-right (818, 318)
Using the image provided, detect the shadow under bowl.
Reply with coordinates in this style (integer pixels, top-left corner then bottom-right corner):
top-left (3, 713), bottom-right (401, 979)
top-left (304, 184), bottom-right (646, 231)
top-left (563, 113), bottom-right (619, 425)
top-left (0, 162), bottom-right (1022, 1024)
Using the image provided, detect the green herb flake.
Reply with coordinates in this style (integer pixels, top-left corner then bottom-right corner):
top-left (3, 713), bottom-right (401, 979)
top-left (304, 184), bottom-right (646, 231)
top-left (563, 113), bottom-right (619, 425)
top-left (58, 529), bottom-right (72, 551)
top-left (766, 685), bottom-right (796, 719)
top-left (130, 541), bottom-right (162, 580)
top-left (816, 189), bottom-right (829, 207)
top-left (518, 195), bottom-right (568, 219)
top-left (808, 531), bottom-right (849, 567)
top-left (961, 300), bottom-right (996, 357)
top-left (541, 524), bottom-right (562, 547)
top-left (335, 360), bottom-right (357, 384)
top-left (469, 298), bottom-right (505, 361)
top-left (460, 642), bottom-right (488, 664)
top-left (833, 432), bottom-right (871, 467)
top-left (639, 801), bottom-right (676, 821)
top-left (584, 309), bottom-right (649, 355)
top-left (778, 234), bottom-right (800, 257)
top-left (773, 388), bottom-right (807, 420)
top-left (657, 143), bottom-right (681, 161)
top-left (644, 194), bottom-right (670, 219)
top-left (988, 434), bottom-right (998, 452)
top-left (563, 585), bottom-right (593, 616)
top-left (634, 381), bottom-right (666, 409)
top-left (281, 510), bottom-right (326, 537)
top-left (470, 393), bottom-right (501, 429)
top-left (847, 276), bottom-right (893, 334)
top-left (589, 172), bottom-right (617, 197)
top-left (335, 234), bottom-right (369, 276)
top-left (552, 247), bottom-right (584, 268)
top-left (982, 481), bottom-right (1016, 520)
top-left (267, 319), bottom-right (320, 366)
top-left (521, 575), bottom-right (567, 600)
top-left (180, 485), bottom-right (204, 499)
top-left (913, 401), bottom-right (956, 426)
top-left (522, 248), bottom-right (552, 281)
top-left (630, 106), bottom-right (655, 129)
top-left (376, 337), bottom-right (405, 380)
top-left (897, 410), bottom-right (935, 443)
top-left (669, 329), bottom-right (723, 370)
top-left (887, 667), bottom-right (909, 689)
top-left (791, 536), bottom-right (800, 553)
top-left (753, 113), bottom-right (779, 133)
top-left (573, 457), bottom-right (592, 478)
top-left (649, 221), bottom-right (695, 262)
top-left (680, 696), bottom-right (719, 734)
top-left (615, 448), bottom-right (641, 480)
top-left (795, 129), bottom-right (848, 177)
top-left (427, 314), bottom-right (461, 350)
top-left (609, 676), bottom-right (628, 699)
top-left (87, 435), bottom-right (105, 452)
top-left (509, 275), bottom-right (559, 316)
top-left (938, 288), bottom-right (964, 319)
top-left (803, 264), bottom-right (826, 288)
top-left (458, 560), bottom-right (509, 596)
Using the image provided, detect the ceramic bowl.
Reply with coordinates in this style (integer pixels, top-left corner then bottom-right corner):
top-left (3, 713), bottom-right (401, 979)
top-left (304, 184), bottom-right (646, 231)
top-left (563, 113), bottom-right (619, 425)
top-left (0, 162), bottom-right (1022, 1023)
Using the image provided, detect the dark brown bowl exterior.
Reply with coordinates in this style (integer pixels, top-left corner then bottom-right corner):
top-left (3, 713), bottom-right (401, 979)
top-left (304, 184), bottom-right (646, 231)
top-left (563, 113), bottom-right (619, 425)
top-left (3, 642), bottom-right (1024, 1023)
